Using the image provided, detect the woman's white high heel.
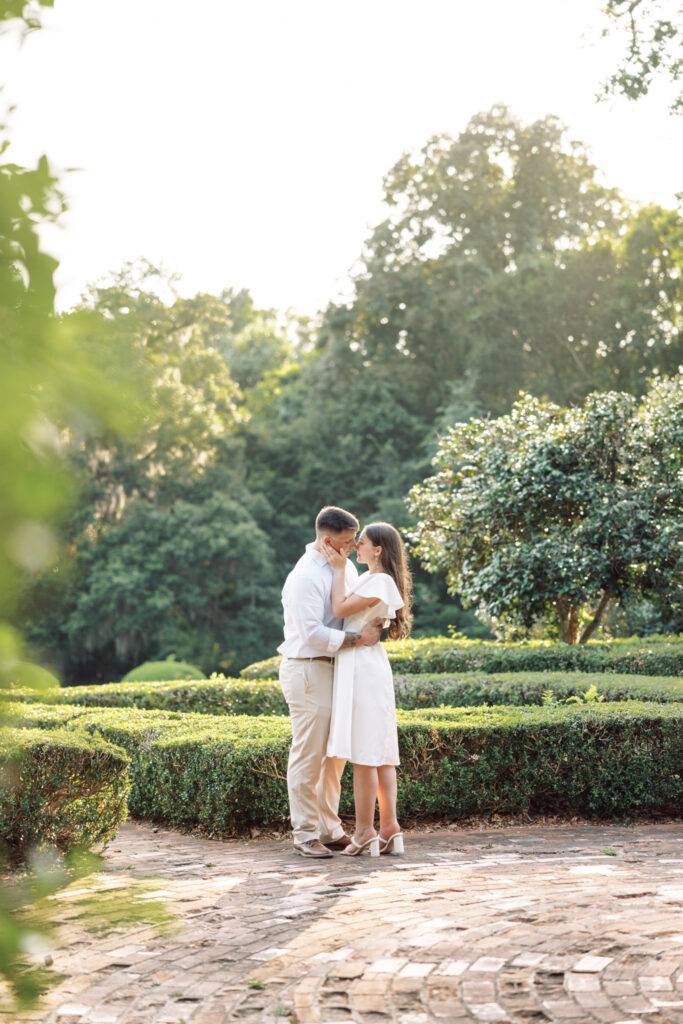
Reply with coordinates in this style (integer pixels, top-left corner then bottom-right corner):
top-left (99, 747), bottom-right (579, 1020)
top-left (341, 835), bottom-right (380, 857)
top-left (379, 832), bottom-right (404, 855)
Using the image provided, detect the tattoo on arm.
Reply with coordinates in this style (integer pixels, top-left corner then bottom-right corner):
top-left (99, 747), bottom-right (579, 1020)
top-left (341, 632), bottom-right (362, 649)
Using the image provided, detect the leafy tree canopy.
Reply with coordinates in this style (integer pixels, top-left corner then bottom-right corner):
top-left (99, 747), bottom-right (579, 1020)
top-left (16, 109), bottom-right (683, 680)
top-left (599, 0), bottom-right (683, 114)
top-left (408, 374), bottom-right (683, 643)
top-left (20, 271), bottom-right (289, 681)
top-left (322, 107), bottom-right (682, 418)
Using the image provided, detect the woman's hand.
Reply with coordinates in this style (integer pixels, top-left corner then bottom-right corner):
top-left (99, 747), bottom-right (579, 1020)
top-left (322, 539), bottom-right (347, 570)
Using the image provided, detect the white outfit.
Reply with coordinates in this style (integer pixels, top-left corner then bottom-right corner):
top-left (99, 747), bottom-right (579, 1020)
top-left (278, 543), bottom-right (358, 658)
top-left (327, 571), bottom-right (403, 767)
top-left (277, 544), bottom-right (358, 845)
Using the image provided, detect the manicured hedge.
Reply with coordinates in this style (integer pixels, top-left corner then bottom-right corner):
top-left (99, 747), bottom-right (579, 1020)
top-left (8, 676), bottom-right (289, 717)
top-left (393, 671), bottom-right (683, 708)
top-left (239, 655), bottom-right (286, 680)
top-left (10, 671), bottom-right (682, 719)
top-left (4, 700), bottom-right (682, 833)
top-left (1, 703), bottom-right (289, 834)
top-left (241, 635), bottom-right (683, 680)
top-left (0, 725), bottom-right (130, 864)
top-left (394, 703), bottom-right (683, 818)
top-left (121, 659), bottom-right (203, 682)
top-left (7, 661), bottom-right (60, 690)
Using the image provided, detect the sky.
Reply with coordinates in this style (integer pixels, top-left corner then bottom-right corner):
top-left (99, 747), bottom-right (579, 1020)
top-left (1, 0), bottom-right (681, 318)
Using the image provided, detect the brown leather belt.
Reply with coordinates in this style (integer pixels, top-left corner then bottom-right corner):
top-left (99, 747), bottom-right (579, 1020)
top-left (286, 655), bottom-right (334, 663)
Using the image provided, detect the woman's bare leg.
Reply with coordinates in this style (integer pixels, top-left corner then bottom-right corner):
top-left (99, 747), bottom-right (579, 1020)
top-left (377, 765), bottom-right (400, 840)
top-left (352, 764), bottom-right (378, 843)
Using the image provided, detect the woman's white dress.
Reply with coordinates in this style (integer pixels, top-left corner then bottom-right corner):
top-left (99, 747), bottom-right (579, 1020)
top-left (326, 571), bottom-right (403, 766)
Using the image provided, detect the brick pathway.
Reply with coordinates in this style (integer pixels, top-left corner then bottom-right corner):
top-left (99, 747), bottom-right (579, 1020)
top-left (9, 821), bottom-right (683, 1024)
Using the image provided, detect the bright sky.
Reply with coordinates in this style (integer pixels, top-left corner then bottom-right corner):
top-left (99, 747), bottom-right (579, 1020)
top-left (2, 0), bottom-right (681, 317)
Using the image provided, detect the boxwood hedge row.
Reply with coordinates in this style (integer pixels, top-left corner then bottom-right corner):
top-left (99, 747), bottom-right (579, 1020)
top-left (241, 636), bottom-right (683, 680)
top-left (8, 676), bottom-right (289, 716)
top-left (4, 700), bottom-right (682, 833)
top-left (0, 725), bottom-right (130, 864)
top-left (10, 671), bottom-right (682, 719)
top-left (393, 671), bottom-right (683, 708)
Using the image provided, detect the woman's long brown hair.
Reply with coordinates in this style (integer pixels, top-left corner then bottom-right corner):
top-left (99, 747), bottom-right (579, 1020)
top-left (364, 522), bottom-right (413, 640)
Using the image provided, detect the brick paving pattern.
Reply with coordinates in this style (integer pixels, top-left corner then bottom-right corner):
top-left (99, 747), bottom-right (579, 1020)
top-left (8, 821), bottom-right (683, 1024)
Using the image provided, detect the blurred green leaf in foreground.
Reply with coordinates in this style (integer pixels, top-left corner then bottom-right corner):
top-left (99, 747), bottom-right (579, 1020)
top-left (1, 846), bottom-right (176, 1011)
top-left (0, 0), bottom-right (173, 1010)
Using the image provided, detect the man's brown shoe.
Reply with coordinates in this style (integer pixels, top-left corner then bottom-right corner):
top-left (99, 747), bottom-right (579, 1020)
top-left (293, 839), bottom-right (333, 858)
top-left (322, 834), bottom-right (353, 851)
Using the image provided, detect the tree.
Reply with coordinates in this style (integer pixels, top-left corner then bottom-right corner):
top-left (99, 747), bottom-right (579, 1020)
top-left (239, 108), bottom-right (680, 640)
top-left (20, 270), bottom-right (288, 680)
top-left (215, 287), bottom-right (292, 391)
top-left (407, 376), bottom-right (683, 643)
top-left (599, 0), bottom-right (683, 114)
top-left (72, 265), bottom-right (243, 511)
top-left (322, 107), bottom-right (681, 420)
top-left (461, 203), bottom-right (683, 410)
top-left (53, 482), bottom-right (282, 679)
top-left (17, 108), bottom-right (683, 671)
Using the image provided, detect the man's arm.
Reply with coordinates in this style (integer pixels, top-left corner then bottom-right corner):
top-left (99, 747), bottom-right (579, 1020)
top-left (287, 574), bottom-right (347, 653)
top-left (286, 574), bottom-right (383, 653)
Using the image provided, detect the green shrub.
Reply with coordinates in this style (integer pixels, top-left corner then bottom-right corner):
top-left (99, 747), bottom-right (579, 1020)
top-left (7, 662), bottom-right (60, 690)
top-left (241, 655), bottom-right (281, 681)
top-left (121, 659), bottom-right (203, 683)
top-left (0, 726), bottom-right (130, 864)
top-left (9, 676), bottom-right (289, 717)
top-left (2, 703), bottom-right (288, 831)
top-left (1, 702), bottom-right (93, 726)
top-left (242, 636), bottom-right (683, 680)
top-left (394, 703), bottom-right (683, 818)
top-left (5, 700), bottom-right (682, 833)
top-left (11, 671), bottom-right (682, 719)
top-left (392, 671), bottom-right (683, 708)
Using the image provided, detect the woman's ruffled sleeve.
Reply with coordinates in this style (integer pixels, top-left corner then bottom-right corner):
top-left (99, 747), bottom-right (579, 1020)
top-left (357, 573), bottom-right (404, 618)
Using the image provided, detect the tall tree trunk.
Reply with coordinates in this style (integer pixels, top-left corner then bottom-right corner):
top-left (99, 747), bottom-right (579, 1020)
top-left (556, 598), bottom-right (569, 642)
top-left (567, 605), bottom-right (579, 645)
top-left (579, 590), bottom-right (612, 644)
top-left (557, 599), bottom-right (579, 644)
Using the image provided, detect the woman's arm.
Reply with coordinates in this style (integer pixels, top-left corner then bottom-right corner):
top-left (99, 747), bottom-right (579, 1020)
top-left (323, 541), bottom-right (380, 618)
top-left (330, 566), bottom-right (380, 618)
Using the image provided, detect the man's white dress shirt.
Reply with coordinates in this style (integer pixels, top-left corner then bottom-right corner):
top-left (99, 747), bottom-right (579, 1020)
top-left (278, 543), bottom-right (359, 657)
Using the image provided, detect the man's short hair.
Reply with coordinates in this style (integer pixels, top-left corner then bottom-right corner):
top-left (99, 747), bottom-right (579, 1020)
top-left (315, 505), bottom-right (359, 535)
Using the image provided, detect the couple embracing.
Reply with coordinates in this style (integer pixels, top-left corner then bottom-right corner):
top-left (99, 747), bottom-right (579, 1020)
top-left (278, 505), bottom-right (412, 859)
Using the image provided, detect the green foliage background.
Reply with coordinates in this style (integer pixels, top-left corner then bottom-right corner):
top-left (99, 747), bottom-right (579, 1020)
top-left (409, 379), bottom-right (683, 643)
top-left (11, 106), bottom-right (682, 682)
top-left (0, 4), bottom-right (681, 1008)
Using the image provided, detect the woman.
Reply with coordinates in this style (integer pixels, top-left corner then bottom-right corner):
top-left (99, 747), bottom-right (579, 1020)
top-left (322, 522), bottom-right (413, 857)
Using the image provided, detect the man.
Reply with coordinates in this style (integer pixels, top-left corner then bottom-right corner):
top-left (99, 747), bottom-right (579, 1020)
top-left (278, 505), bottom-right (382, 858)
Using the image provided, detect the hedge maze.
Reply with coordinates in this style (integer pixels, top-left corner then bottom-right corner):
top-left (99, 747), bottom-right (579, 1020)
top-left (3, 636), bottom-right (682, 861)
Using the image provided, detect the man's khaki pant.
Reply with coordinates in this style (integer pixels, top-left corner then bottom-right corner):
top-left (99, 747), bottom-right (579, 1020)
top-left (279, 657), bottom-right (346, 845)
